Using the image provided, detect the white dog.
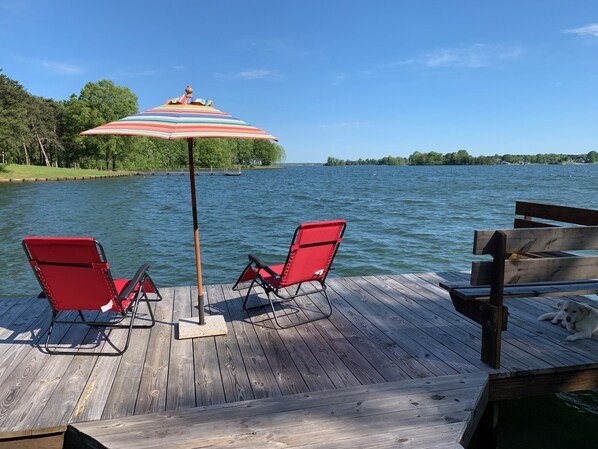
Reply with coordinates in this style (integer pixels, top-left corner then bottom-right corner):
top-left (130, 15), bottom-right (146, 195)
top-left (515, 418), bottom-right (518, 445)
top-left (538, 301), bottom-right (568, 327)
top-left (538, 300), bottom-right (598, 341)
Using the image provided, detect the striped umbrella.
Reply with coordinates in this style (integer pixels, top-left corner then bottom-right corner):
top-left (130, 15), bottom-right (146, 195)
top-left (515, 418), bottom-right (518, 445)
top-left (82, 94), bottom-right (277, 338)
top-left (80, 102), bottom-right (277, 140)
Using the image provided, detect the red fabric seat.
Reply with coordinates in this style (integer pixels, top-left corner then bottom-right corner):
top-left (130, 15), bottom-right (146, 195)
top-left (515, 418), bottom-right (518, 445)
top-left (233, 220), bottom-right (346, 328)
top-left (23, 237), bottom-right (161, 356)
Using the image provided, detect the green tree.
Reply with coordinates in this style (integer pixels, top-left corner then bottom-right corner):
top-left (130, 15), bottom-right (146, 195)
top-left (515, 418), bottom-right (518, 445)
top-left (69, 80), bottom-right (138, 170)
top-left (0, 70), bottom-right (31, 164)
top-left (408, 151), bottom-right (426, 165)
top-left (197, 138), bottom-right (232, 168)
top-left (426, 151), bottom-right (444, 165)
top-left (252, 139), bottom-right (284, 166)
top-left (26, 96), bottom-right (64, 166)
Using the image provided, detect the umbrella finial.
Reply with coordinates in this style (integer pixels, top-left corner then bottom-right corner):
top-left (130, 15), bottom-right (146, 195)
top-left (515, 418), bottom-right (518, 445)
top-left (167, 85), bottom-right (214, 107)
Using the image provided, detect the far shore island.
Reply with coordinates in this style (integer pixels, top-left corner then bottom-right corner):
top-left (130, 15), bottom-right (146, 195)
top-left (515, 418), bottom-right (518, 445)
top-left (325, 149), bottom-right (598, 166)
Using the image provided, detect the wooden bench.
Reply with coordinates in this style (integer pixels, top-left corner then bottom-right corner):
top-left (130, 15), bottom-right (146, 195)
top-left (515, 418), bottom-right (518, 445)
top-left (440, 225), bottom-right (598, 368)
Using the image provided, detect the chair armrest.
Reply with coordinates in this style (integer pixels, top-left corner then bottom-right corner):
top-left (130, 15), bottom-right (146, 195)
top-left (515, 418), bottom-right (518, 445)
top-left (248, 254), bottom-right (279, 278)
top-left (119, 263), bottom-right (150, 300)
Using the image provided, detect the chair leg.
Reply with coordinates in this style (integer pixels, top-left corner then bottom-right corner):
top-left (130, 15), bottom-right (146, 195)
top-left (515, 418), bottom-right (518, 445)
top-left (268, 288), bottom-right (333, 329)
top-left (44, 314), bottom-right (58, 355)
top-left (131, 291), bottom-right (156, 329)
top-left (315, 288), bottom-right (333, 319)
top-left (242, 279), bottom-right (274, 311)
top-left (233, 262), bottom-right (255, 291)
top-left (118, 291), bottom-right (149, 355)
top-left (144, 276), bottom-right (163, 302)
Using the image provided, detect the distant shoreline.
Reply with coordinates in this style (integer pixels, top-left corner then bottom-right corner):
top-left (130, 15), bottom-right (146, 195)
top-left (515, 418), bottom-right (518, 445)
top-left (0, 173), bottom-right (140, 183)
top-left (0, 164), bottom-right (284, 183)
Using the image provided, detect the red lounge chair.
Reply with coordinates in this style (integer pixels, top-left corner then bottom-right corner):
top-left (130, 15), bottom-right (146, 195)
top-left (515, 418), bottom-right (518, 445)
top-left (232, 220), bottom-right (346, 328)
top-left (23, 237), bottom-right (161, 356)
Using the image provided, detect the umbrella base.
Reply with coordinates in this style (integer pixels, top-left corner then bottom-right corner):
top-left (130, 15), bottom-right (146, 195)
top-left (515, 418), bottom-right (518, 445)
top-left (177, 315), bottom-right (228, 339)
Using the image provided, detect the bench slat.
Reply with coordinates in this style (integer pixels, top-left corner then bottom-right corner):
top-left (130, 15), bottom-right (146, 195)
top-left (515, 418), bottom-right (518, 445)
top-left (513, 218), bottom-right (557, 229)
top-left (442, 280), bottom-right (598, 301)
top-left (472, 256), bottom-right (598, 285)
top-left (515, 201), bottom-right (598, 226)
top-left (473, 226), bottom-right (598, 255)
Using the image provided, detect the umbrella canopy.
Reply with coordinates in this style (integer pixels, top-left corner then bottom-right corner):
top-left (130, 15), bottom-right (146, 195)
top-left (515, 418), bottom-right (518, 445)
top-left (81, 103), bottom-right (277, 141)
top-left (81, 93), bottom-right (277, 336)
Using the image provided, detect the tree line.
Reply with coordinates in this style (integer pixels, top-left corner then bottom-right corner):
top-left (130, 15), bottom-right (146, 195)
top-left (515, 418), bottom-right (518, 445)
top-left (326, 149), bottom-right (598, 166)
top-left (0, 70), bottom-right (285, 170)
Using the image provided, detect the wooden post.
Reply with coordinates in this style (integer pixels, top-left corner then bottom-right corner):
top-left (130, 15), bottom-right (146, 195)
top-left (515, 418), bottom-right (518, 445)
top-left (187, 138), bottom-right (205, 325)
top-left (476, 401), bottom-right (499, 449)
top-left (481, 231), bottom-right (507, 369)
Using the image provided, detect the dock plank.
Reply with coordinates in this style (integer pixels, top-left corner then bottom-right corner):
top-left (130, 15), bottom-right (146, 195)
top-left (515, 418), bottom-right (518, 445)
top-left (384, 273), bottom-right (539, 371)
top-left (330, 278), bottom-right (459, 376)
top-left (164, 286), bottom-right (195, 411)
top-left (406, 272), bottom-right (550, 371)
top-left (190, 285), bottom-right (227, 406)
top-left (244, 299), bottom-right (311, 396)
top-left (100, 309), bottom-right (153, 419)
top-left (0, 311), bottom-right (89, 437)
top-left (134, 287), bottom-right (174, 415)
top-left (210, 285), bottom-right (255, 404)
top-left (69, 325), bottom-right (128, 423)
top-left (326, 282), bottom-right (435, 379)
top-left (352, 276), bottom-right (481, 374)
top-left (219, 284), bottom-right (285, 399)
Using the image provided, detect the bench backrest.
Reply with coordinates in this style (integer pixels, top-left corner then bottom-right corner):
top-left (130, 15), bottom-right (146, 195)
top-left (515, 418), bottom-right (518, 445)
top-left (471, 226), bottom-right (598, 285)
top-left (514, 201), bottom-right (598, 228)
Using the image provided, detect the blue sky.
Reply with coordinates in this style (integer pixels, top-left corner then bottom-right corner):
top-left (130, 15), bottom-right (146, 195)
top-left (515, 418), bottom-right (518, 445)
top-left (1, 1), bottom-right (597, 163)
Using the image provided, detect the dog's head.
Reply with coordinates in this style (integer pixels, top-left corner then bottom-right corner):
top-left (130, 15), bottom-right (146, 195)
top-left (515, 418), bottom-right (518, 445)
top-left (561, 300), bottom-right (591, 324)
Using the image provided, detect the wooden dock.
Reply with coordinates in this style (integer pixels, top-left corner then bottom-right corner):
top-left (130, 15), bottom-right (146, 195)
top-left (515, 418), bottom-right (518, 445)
top-left (0, 272), bottom-right (597, 448)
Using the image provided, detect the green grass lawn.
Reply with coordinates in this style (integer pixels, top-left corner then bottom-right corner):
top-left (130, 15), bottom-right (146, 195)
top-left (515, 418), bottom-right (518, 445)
top-left (0, 164), bottom-right (131, 180)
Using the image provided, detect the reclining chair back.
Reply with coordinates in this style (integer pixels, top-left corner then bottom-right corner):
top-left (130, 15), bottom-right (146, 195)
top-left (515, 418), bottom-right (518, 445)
top-left (23, 237), bottom-right (123, 314)
top-left (279, 220), bottom-right (346, 288)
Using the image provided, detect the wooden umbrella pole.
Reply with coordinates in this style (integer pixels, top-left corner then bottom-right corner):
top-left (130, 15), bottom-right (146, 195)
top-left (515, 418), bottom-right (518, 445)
top-left (187, 138), bottom-right (205, 325)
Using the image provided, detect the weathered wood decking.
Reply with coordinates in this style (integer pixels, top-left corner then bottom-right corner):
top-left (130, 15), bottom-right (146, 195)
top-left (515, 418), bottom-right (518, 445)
top-left (0, 272), bottom-right (597, 447)
top-left (69, 373), bottom-right (488, 449)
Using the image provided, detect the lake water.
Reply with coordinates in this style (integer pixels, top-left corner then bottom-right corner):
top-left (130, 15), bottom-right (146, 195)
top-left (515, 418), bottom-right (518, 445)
top-left (1, 164), bottom-right (597, 447)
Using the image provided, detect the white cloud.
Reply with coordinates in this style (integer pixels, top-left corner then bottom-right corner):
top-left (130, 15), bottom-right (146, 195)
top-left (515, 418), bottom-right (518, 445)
top-left (420, 44), bottom-right (524, 68)
top-left (383, 44), bottom-right (524, 70)
top-left (564, 23), bottom-right (598, 37)
top-left (216, 69), bottom-right (280, 80)
top-left (41, 61), bottom-right (84, 75)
